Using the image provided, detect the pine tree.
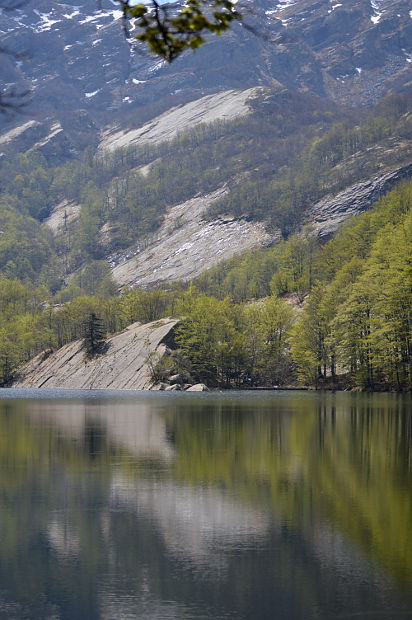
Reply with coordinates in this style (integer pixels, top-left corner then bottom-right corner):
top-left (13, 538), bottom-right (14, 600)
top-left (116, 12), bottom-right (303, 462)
top-left (82, 313), bottom-right (106, 359)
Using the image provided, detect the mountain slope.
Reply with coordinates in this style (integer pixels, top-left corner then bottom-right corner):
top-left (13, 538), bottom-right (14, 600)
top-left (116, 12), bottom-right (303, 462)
top-left (0, 0), bottom-right (411, 295)
top-left (1, 0), bottom-right (411, 149)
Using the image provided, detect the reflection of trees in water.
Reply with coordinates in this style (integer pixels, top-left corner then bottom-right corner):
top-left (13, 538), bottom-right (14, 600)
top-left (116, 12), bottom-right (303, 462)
top-left (164, 393), bottom-right (412, 586)
top-left (84, 418), bottom-right (108, 460)
top-left (0, 393), bottom-right (410, 619)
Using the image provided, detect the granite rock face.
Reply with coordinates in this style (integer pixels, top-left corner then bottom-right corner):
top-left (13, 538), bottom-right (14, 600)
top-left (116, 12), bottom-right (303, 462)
top-left (13, 318), bottom-right (179, 390)
top-left (109, 187), bottom-right (278, 288)
top-left (308, 162), bottom-right (412, 237)
top-left (99, 88), bottom-right (263, 151)
top-left (1, 0), bottom-right (411, 157)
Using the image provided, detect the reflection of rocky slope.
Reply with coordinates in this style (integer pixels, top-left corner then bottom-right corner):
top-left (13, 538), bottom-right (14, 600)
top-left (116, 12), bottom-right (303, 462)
top-left (0, 393), bottom-right (411, 618)
top-left (111, 477), bottom-right (270, 565)
top-left (24, 392), bottom-right (412, 614)
top-left (27, 397), bottom-right (176, 460)
top-left (13, 317), bottom-right (179, 390)
top-left (24, 392), bottom-right (396, 584)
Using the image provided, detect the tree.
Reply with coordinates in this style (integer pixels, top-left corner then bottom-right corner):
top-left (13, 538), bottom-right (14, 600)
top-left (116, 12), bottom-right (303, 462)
top-left (242, 297), bottom-right (295, 386)
top-left (175, 288), bottom-right (243, 386)
top-left (118, 0), bottom-right (241, 62)
top-left (82, 313), bottom-right (106, 358)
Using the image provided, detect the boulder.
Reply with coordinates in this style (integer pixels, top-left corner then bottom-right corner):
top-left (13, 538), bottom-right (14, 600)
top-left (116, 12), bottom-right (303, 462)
top-left (169, 374), bottom-right (184, 385)
top-left (152, 382), bottom-right (168, 391)
top-left (185, 384), bottom-right (210, 392)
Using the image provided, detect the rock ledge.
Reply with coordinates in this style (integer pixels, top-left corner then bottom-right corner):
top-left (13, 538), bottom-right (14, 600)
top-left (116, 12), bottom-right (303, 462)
top-left (13, 317), bottom-right (179, 390)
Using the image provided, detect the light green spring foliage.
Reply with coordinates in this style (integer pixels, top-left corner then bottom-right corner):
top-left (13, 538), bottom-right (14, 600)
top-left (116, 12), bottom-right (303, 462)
top-left (0, 283), bottom-right (184, 384)
top-left (1, 179), bottom-right (412, 390)
top-left (175, 287), bottom-right (295, 387)
top-left (290, 181), bottom-right (412, 390)
top-left (195, 179), bottom-right (412, 390)
top-left (119, 0), bottom-right (241, 62)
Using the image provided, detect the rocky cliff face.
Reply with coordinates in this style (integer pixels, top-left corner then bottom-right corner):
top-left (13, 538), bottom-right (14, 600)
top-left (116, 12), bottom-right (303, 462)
top-left (13, 318), bottom-right (179, 390)
top-left (109, 187), bottom-right (277, 288)
top-left (1, 0), bottom-right (411, 153)
top-left (1, 0), bottom-right (412, 293)
top-left (308, 162), bottom-right (412, 237)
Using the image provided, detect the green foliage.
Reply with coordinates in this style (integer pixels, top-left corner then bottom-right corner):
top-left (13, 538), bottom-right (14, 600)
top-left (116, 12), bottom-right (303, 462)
top-left (0, 200), bottom-right (58, 285)
top-left (0, 283), bottom-right (178, 382)
top-left (0, 278), bottom-right (54, 384)
top-left (56, 261), bottom-right (117, 302)
top-left (82, 313), bottom-right (106, 359)
top-left (175, 289), bottom-right (243, 386)
top-left (192, 178), bottom-right (412, 391)
top-left (175, 287), bottom-right (296, 387)
top-left (241, 297), bottom-right (295, 386)
top-left (0, 81), bottom-right (410, 391)
top-left (270, 228), bottom-right (318, 301)
top-left (290, 180), bottom-right (412, 390)
top-left (1, 90), bottom-right (410, 292)
top-left (0, 177), bottom-right (411, 391)
top-left (207, 91), bottom-right (412, 232)
top-left (120, 288), bottom-right (177, 325)
top-left (120, 0), bottom-right (241, 62)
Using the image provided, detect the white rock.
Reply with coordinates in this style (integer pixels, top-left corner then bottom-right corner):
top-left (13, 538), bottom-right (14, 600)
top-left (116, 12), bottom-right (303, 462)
top-left (186, 384), bottom-right (209, 392)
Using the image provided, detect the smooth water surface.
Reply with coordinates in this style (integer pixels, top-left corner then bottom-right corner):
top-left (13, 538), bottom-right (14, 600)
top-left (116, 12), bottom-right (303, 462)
top-left (0, 389), bottom-right (411, 620)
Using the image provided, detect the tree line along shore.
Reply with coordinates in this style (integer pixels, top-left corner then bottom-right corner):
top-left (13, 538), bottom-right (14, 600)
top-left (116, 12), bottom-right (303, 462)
top-left (0, 179), bottom-right (411, 392)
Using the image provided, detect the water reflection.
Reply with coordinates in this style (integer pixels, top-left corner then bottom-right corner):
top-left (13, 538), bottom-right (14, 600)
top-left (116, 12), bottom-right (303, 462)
top-left (0, 390), bottom-right (410, 619)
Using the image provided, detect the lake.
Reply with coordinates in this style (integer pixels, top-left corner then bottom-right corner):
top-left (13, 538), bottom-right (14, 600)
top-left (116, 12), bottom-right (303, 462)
top-left (0, 389), bottom-right (411, 619)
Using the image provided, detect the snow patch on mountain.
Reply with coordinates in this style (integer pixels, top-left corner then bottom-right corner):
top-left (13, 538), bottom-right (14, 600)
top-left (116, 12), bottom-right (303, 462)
top-left (370, 0), bottom-right (385, 24)
top-left (275, 0), bottom-right (298, 8)
top-left (33, 11), bottom-right (61, 32)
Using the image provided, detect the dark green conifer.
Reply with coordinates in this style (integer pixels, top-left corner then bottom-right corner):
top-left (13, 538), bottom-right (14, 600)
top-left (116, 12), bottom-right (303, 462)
top-left (82, 313), bottom-right (106, 358)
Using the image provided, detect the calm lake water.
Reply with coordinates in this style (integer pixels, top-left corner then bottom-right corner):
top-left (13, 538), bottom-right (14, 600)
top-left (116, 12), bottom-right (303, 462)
top-left (0, 389), bottom-right (411, 620)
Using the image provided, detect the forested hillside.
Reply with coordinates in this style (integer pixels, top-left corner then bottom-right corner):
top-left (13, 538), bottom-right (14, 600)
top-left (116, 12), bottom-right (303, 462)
top-left (0, 89), bottom-right (411, 294)
top-left (1, 180), bottom-right (411, 392)
top-left (194, 179), bottom-right (412, 390)
top-left (0, 0), bottom-right (411, 391)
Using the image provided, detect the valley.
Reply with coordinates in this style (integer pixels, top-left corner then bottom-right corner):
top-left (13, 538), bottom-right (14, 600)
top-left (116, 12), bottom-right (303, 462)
top-left (1, 4), bottom-right (412, 618)
top-left (0, 0), bottom-right (411, 391)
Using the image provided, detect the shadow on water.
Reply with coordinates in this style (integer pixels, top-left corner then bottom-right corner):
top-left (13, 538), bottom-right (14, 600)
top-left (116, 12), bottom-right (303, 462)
top-left (0, 390), bottom-right (410, 619)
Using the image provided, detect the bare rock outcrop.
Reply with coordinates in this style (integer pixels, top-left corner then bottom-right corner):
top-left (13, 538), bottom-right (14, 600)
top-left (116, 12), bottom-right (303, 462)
top-left (99, 88), bottom-right (262, 151)
top-left (13, 317), bottom-right (179, 390)
top-left (308, 162), bottom-right (412, 238)
top-left (110, 187), bottom-right (278, 288)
